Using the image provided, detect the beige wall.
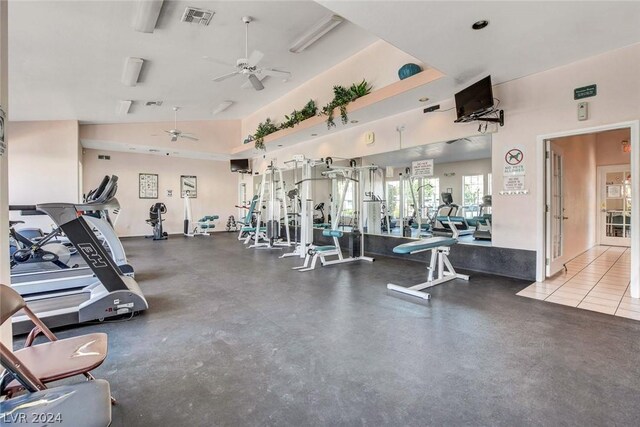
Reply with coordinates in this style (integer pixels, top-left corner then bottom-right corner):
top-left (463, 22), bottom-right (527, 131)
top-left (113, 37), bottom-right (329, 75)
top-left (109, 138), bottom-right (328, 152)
top-left (8, 120), bottom-right (80, 204)
top-left (253, 42), bottom-right (640, 252)
top-left (596, 128), bottom-right (631, 166)
top-left (554, 134), bottom-right (598, 261)
top-left (8, 120), bottom-right (79, 231)
top-left (83, 149), bottom-right (238, 237)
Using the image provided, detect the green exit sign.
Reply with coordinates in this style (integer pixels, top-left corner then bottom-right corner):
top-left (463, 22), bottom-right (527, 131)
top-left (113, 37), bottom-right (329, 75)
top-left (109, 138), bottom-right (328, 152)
top-left (574, 84), bottom-right (597, 100)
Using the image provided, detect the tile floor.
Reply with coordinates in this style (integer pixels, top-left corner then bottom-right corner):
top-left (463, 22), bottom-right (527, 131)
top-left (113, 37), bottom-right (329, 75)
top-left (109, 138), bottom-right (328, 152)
top-left (517, 246), bottom-right (639, 320)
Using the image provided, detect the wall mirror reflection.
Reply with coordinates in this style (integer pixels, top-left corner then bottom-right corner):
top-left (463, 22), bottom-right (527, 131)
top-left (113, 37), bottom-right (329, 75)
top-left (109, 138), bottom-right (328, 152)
top-left (358, 135), bottom-right (492, 246)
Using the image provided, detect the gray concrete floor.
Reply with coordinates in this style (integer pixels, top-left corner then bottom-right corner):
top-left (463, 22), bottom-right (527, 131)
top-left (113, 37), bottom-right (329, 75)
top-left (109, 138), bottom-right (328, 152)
top-left (24, 233), bottom-right (640, 426)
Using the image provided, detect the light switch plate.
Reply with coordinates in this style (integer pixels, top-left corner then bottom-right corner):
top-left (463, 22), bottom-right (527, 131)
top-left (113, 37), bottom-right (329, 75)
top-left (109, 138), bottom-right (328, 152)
top-left (578, 102), bottom-right (588, 121)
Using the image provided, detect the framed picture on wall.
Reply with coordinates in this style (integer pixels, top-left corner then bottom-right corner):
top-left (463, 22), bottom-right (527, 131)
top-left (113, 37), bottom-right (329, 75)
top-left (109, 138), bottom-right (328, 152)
top-left (181, 175), bottom-right (197, 198)
top-left (139, 173), bottom-right (158, 199)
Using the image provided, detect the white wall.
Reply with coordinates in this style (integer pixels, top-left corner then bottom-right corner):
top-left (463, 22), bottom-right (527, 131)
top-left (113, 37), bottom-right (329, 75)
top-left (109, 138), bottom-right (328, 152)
top-left (83, 149), bottom-right (238, 237)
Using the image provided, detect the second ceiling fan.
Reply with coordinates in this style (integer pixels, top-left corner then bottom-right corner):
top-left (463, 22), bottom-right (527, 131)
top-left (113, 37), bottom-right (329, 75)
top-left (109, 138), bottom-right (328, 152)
top-left (212, 16), bottom-right (291, 91)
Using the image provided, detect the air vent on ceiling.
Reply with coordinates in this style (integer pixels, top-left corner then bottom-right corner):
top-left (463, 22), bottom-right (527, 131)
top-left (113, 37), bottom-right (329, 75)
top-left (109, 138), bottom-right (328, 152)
top-left (98, 155), bottom-right (111, 160)
top-left (145, 101), bottom-right (163, 107)
top-left (149, 149), bottom-right (161, 153)
top-left (181, 7), bottom-right (214, 26)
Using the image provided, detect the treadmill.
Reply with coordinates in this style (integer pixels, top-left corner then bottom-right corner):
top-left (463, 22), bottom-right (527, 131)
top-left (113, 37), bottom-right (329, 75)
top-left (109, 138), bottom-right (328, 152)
top-left (10, 176), bottom-right (134, 296)
top-left (10, 182), bottom-right (148, 335)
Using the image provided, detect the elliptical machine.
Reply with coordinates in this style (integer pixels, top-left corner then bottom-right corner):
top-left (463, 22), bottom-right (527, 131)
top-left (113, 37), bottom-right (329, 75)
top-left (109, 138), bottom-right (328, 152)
top-left (146, 203), bottom-right (168, 240)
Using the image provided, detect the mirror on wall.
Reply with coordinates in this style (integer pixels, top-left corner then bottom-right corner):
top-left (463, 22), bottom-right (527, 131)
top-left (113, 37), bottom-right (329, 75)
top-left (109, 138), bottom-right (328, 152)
top-left (359, 135), bottom-right (492, 245)
top-left (248, 136), bottom-right (492, 246)
top-left (359, 135), bottom-right (493, 245)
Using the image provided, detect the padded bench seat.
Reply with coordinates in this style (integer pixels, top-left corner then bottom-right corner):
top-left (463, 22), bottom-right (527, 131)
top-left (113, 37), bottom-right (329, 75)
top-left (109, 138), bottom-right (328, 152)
top-left (392, 237), bottom-right (457, 254)
top-left (322, 229), bottom-right (343, 238)
top-left (241, 226), bottom-right (267, 232)
top-left (315, 245), bottom-right (338, 252)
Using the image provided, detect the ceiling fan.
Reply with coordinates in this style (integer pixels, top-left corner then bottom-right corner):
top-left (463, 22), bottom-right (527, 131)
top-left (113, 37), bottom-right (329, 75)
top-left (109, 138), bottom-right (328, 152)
top-left (164, 107), bottom-right (198, 142)
top-left (211, 16), bottom-right (291, 91)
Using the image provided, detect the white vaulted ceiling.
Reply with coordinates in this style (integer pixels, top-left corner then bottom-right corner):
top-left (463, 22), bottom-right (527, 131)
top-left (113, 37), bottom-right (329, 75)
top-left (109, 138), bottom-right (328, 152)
top-left (319, 1), bottom-right (640, 94)
top-left (8, 0), bottom-right (377, 123)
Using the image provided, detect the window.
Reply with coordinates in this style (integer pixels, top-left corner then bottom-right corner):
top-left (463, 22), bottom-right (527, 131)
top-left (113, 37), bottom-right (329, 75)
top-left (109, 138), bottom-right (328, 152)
top-left (422, 177), bottom-right (440, 218)
top-left (487, 173), bottom-right (492, 196)
top-left (386, 181), bottom-right (400, 219)
top-left (463, 174), bottom-right (484, 218)
top-left (337, 179), bottom-right (355, 226)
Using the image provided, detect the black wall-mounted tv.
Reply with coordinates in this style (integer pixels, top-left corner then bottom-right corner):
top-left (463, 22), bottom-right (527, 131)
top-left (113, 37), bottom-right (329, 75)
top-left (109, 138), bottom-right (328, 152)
top-left (230, 158), bottom-right (250, 172)
top-left (454, 75), bottom-right (494, 122)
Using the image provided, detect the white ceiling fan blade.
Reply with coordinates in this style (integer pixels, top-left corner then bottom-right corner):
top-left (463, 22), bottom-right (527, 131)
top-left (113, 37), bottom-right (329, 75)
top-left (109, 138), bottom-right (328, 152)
top-left (180, 134), bottom-right (199, 141)
top-left (212, 70), bottom-right (240, 82)
top-left (164, 130), bottom-right (175, 135)
top-left (246, 50), bottom-right (264, 67)
top-left (240, 75), bottom-right (266, 90)
top-left (261, 68), bottom-right (291, 79)
top-left (248, 73), bottom-right (264, 91)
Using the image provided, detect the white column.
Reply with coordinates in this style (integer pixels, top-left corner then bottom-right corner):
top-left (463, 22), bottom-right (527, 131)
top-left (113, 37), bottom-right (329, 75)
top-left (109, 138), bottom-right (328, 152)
top-left (0, 0), bottom-right (12, 343)
top-left (630, 121), bottom-right (640, 298)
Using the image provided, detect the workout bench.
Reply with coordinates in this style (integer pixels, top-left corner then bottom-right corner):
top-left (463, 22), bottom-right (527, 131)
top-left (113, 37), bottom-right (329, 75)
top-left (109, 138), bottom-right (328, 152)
top-left (387, 222), bottom-right (469, 299)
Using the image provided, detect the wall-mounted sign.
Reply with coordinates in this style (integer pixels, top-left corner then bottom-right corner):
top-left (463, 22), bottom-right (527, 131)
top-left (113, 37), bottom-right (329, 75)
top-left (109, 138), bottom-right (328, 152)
top-left (574, 84), bottom-right (597, 100)
top-left (412, 159), bottom-right (434, 177)
top-left (139, 173), bottom-right (158, 199)
top-left (503, 175), bottom-right (526, 192)
top-left (607, 184), bottom-right (622, 198)
top-left (503, 146), bottom-right (525, 176)
top-left (181, 175), bottom-right (197, 198)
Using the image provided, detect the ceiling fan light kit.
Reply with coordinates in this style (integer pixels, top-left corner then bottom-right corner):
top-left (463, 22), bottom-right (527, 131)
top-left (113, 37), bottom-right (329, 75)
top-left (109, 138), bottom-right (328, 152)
top-left (121, 57), bottom-right (144, 86)
top-left (289, 14), bottom-right (344, 53)
top-left (132, 0), bottom-right (164, 33)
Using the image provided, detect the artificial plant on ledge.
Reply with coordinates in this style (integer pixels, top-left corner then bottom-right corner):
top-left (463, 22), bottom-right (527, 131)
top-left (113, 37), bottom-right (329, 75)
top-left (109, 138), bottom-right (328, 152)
top-left (321, 79), bottom-right (372, 129)
top-left (253, 118), bottom-right (279, 151)
top-left (251, 78), bottom-right (372, 150)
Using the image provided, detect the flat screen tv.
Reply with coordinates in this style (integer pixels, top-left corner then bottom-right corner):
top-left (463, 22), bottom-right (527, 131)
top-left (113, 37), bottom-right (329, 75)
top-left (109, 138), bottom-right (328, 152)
top-left (454, 75), bottom-right (494, 122)
top-left (230, 158), bottom-right (249, 172)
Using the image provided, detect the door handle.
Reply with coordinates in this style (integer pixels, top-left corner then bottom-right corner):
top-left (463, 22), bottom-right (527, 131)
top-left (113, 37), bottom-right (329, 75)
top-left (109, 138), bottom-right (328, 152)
top-left (562, 216), bottom-right (569, 220)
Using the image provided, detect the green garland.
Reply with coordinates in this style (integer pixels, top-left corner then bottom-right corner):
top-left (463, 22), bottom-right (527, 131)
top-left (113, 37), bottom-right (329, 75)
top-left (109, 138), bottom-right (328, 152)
top-left (252, 79), bottom-right (371, 150)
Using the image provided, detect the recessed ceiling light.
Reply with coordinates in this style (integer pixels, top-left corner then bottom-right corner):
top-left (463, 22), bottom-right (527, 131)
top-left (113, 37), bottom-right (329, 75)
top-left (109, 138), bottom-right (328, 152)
top-left (350, 120), bottom-right (359, 124)
top-left (419, 97), bottom-right (430, 103)
top-left (472, 20), bottom-right (489, 30)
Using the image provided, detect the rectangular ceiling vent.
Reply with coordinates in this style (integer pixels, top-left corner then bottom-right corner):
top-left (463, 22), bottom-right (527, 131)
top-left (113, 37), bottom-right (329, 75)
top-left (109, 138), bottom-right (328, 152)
top-left (145, 101), bottom-right (163, 107)
top-left (181, 7), bottom-right (214, 26)
top-left (98, 155), bottom-right (111, 160)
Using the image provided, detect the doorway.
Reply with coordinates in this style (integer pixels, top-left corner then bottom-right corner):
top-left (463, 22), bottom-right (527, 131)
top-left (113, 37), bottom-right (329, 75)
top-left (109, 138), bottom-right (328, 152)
top-left (525, 121), bottom-right (639, 317)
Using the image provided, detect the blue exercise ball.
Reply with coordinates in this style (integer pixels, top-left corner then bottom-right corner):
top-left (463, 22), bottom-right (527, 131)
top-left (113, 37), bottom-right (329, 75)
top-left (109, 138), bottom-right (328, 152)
top-left (398, 63), bottom-right (422, 80)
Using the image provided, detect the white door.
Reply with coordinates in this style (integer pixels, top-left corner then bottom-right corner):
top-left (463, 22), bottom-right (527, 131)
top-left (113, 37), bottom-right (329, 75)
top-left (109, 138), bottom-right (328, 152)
top-left (546, 140), bottom-right (568, 276)
top-left (598, 165), bottom-right (632, 246)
